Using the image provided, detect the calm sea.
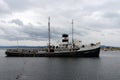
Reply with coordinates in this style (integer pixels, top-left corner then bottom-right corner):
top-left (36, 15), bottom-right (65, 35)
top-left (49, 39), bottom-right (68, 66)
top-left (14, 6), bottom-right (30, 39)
top-left (0, 49), bottom-right (120, 80)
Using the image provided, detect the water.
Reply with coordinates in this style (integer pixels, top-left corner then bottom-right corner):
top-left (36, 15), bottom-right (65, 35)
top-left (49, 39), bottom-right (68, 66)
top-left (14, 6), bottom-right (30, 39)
top-left (0, 49), bottom-right (120, 80)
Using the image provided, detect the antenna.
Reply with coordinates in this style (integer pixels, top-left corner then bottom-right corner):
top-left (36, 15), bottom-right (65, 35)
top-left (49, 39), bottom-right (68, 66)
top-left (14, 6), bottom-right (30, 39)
top-left (48, 17), bottom-right (51, 53)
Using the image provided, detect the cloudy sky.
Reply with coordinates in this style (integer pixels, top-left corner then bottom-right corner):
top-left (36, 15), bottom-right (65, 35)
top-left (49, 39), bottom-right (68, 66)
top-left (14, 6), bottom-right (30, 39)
top-left (0, 0), bottom-right (120, 46)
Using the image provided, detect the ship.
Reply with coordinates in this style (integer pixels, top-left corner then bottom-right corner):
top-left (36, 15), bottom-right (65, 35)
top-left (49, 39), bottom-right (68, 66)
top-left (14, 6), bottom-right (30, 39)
top-left (5, 18), bottom-right (101, 57)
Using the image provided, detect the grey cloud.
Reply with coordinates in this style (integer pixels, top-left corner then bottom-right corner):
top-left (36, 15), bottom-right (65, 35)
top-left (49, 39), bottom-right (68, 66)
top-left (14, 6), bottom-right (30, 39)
top-left (0, 9), bottom-right (11, 15)
top-left (0, 21), bottom-right (79, 41)
top-left (0, 0), bottom-right (11, 15)
top-left (21, 24), bottom-right (71, 41)
top-left (0, 0), bottom-right (120, 47)
top-left (4, 0), bottom-right (31, 11)
top-left (103, 12), bottom-right (120, 19)
top-left (22, 25), bottom-right (48, 40)
top-left (0, 20), bottom-right (6, 23)
top-left (10, 19), bottom-right (24, 26)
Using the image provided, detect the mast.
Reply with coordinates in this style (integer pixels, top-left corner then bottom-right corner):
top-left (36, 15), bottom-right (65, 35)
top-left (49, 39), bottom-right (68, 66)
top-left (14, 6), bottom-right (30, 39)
top-left (72, 19), bottom-right (74, 50)
top-left (16, 37), bottom-right (19, 50)
top-left (48, 17), bottom-right (51, 52)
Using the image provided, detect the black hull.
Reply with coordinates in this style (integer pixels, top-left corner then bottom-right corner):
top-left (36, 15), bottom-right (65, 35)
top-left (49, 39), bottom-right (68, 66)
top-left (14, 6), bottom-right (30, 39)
top-left (5, 47), bottom-right (100, 57)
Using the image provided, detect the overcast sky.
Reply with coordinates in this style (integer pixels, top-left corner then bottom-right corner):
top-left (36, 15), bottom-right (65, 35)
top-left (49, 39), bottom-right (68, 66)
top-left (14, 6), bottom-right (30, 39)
top-left (0, 0), bottom-right (120, 46)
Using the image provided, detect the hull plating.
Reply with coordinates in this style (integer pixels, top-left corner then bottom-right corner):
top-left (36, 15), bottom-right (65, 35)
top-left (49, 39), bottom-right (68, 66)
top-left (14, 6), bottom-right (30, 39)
top-left (5, 47), bottom-right (100, 57)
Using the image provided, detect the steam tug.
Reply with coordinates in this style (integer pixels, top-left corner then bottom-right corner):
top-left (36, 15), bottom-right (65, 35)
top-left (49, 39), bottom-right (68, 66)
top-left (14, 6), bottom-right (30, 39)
top-left (5, 18), bottom-right (101, 57)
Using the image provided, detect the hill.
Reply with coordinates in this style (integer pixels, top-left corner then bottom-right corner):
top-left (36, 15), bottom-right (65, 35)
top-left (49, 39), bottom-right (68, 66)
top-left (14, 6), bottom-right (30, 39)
top-left (101, 45), bottom-right (120, 51)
